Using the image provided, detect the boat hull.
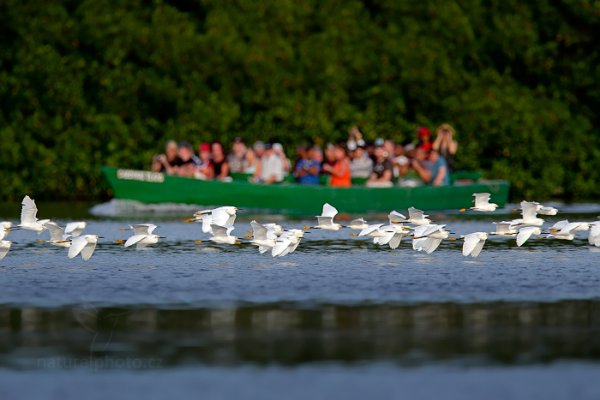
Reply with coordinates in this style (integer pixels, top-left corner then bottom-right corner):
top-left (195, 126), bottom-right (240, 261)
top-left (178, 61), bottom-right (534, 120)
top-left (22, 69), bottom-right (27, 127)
top-left (101, 167), bottom-right (509, 214)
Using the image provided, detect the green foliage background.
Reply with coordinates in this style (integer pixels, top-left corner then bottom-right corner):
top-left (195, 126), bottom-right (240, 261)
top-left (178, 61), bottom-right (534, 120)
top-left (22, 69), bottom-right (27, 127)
top-left (1, 0), bottom-right (598, 201)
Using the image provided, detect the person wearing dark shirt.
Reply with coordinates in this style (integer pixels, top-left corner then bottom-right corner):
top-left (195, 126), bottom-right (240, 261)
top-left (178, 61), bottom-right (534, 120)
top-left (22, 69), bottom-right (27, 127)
top-left (367, 145), bottom-right (393, 186)
top-left (211, 141), bottom-right (230, 181)
top-left (152, 140), bottom-right (182, 174)
top-left (177, 141), bottom-right (200, 178)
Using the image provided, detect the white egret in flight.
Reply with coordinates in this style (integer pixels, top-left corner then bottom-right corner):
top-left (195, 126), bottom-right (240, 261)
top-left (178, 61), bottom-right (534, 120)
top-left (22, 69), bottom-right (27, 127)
top-left (462, 232), bottom-right (488, 258)
top-left (315, 203), bottom-right (342, 230)
top-left (68, 235), bottom-right (100, 261)
top-left (124, 224), bottom-right (162, 249)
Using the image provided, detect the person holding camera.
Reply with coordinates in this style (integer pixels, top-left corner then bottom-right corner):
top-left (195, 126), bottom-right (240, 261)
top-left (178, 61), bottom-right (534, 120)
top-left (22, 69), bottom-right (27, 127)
top-left (151, 140), bottom-right (182, 175)
top-left (432, 123), bottom-right (458, 172)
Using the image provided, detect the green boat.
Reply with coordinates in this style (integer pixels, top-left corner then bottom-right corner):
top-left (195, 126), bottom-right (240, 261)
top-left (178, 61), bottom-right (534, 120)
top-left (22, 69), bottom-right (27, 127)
top-left (101, 166), bottom-right (509, 215)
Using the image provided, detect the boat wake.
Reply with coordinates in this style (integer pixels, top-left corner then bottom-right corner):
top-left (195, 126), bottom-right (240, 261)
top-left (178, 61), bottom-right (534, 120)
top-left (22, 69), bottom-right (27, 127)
top-left (90, 200), bottom-right (200, 217)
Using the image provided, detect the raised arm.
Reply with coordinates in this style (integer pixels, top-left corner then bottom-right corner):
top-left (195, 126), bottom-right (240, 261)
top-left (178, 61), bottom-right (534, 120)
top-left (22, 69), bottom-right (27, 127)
top-left (447, 138), bottom-right (458, 155)
top-left (432, 134), bottom-right (443, 151)
top-left (432, 165), bottom-right (447, 186)
top-left (411, 160), bottom-right (432, 183)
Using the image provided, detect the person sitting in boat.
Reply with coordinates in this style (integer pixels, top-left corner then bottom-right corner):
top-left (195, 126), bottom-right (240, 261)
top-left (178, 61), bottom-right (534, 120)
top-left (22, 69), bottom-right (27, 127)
top-left (432, 123), bottom-right (457, 173)
top-left (321, 143), bottom-right (336, 176)
top-left (250, 141), bottom-right (265, 182)
top-left (195, 143), bottom-right (214, 180)
top-left (211, 141), bottom-right (231, 181)
top-left (227, 137), bottom-right (247, 173)
top-left (397, 143), bottom-right (422, 187)
top-left (259, 143), bottom-right (285, 184)
top-left (291, 144), bottom-right (305, 173)
top-left (411, 148), bottom-right (449, 186)
top-left (383, 139), bottom-right (396, 163)
top-left (273, 143), bottom-right (291, 176)
top-left (322, 144), bottom-right (351, 187)
top-left (350, 143), bottom-right (373, 178)
top-left (177, 141), bottom-right (201, 178)
top-left (416, 127), bottom-right (433, 152)
top-left (367, 144), bottom-right (393, 187)
top-left (151, 140), bottom-right (182, 174)
top-left (392, 143), bottom-right (410, 179)
top-left (243, 148), bottom-right (257, 174)
top-left (371, 138), bottom-right (385, 161)
top-left (311, 145), bottom-right (324, 171)
top-left (426, 150), bottom-right (450, 186)
top-left (293, 145), bottom-right (320, 185)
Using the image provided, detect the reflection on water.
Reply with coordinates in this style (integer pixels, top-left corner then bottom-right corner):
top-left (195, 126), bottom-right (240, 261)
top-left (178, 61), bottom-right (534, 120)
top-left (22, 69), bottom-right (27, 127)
top-left (2, 300), bottom-right (600, 369)
top-left (1, 203), bottom-right (600, 398)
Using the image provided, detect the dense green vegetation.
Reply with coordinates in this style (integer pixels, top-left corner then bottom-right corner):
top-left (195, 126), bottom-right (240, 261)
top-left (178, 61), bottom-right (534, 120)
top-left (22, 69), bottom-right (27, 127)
top-left (0, 0), bottom-right (598, 201)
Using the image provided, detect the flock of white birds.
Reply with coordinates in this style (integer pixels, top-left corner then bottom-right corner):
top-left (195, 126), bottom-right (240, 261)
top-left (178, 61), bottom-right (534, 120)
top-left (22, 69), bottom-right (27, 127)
top-left (1, 194), bottom-right (599, 262)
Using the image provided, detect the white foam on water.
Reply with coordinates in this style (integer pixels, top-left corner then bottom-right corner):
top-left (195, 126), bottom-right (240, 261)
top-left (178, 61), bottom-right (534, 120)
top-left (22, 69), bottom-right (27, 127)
top-left (90, 200), bottom-right (201, 217)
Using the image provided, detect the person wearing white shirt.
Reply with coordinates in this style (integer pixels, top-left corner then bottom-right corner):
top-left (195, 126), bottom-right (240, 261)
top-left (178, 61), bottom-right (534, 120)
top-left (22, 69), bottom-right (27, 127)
top-left (260, 144), bottom-right (284, 184)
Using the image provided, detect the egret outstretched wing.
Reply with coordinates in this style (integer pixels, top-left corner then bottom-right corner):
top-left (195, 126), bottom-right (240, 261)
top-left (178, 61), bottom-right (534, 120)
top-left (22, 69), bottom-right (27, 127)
top-left (470, 240), bottom-right (486, 258)
top-left (68, 236), bottom-right (88, 259)
top-left (21, 195), bottom-right (39, 224)
top-left (493, 221), bottom-right (516, 235)
top-left (408, 207), bottom-right (430, 225)
top-left (321, 203), bottom-right (338, 218)
top-left (65, 222), bottom-right (86, 237)
top-left (516, 226), bottom-right (540, 247)
top-left (44, 221), bottom-right (66, 241)
top-left (550, 220), bottom-right (570, 232)
top-left (473, 193), bottom-right (491, 207)
top-left (408, 207), bottom-right (426, 220)
top-left (388, 211), bottom-right (407, 224)
top-left (388, 233), bottom-right (403, 249)
top-left (0, 241), bottom-right (11, 260)
top-left (289, 240), bottom-right (301, 253)
top-left (201, 214), bottom-right (213, 233)
top-left (377, 230), bottom-right (395, 245)
top-left (124, 234), bottom-right (147, 247)
top-left (414, 224), bottom-right (443, 238)
top-left (412, 237), bottom-right (431, 251)
top-left (210, 224), bottom-right (233, 238)
top-left (131, 224), bottom-right (157, 236)
top-left (559, 222), bottom-right (586, 235)
top-left (212, 207), bottom-right (236, 227)
top-left (425, 238), bottom-right (442, 254)
top-left (263, 223), bottom-right (283, 236)
top-left (251, 221), bottom-right (269, 241)
top-left (358, 224), bottom-right (383, 237)
top-left (462, 233), bottom-right (481, 256)
top-left (520, 201), bottom-right (540, 221)
top-left (80, 241), bottom-right (97, 261)
top-left (272, 238), bottom-right (292, 257)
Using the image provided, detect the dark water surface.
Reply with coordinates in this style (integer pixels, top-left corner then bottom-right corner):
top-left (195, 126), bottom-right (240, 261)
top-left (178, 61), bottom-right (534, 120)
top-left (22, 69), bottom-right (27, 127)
top-left (1, 202), bottom-right (600, 399)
